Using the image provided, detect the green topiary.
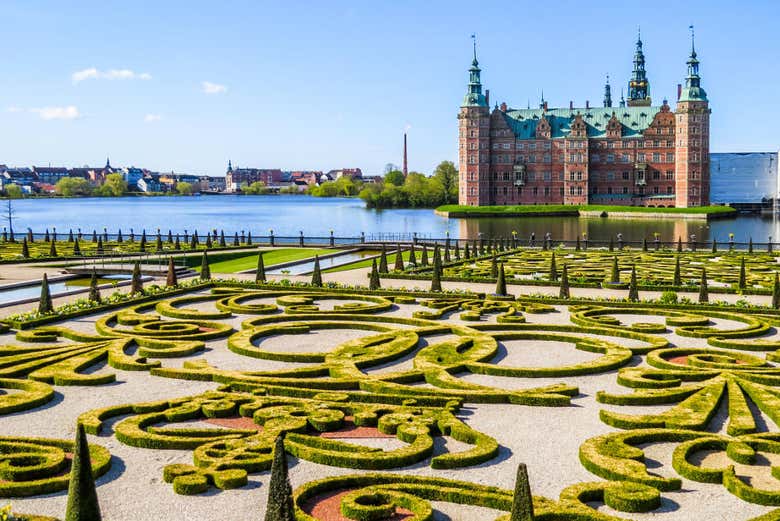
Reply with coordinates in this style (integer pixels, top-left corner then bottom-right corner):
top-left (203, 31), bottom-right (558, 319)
top-left (673, 256), bottom-right (682, 286)
top-left (65, 423), bottom-right (103, 521)
top-left (88, 269), bottom-right (101, 304)
top-left (464, 243), bottom-right (470, 259)
top-left (431, 254), bottom-right (442, 292)
top-left (96, 238), bottom-right (103, 255)
top-left (677, 236), bottom-right (683, 252)
top-left (699, 267), bottom-right (709, 303)
top-left (408, 244), bottom-right (417, 266)
top-left (200, 251), bottom-right (211, 280)
top-left (421, 245), bottom-right (429, 266)
top-left (510, 463), bottom-right (534, 521)
top-left (73, 239), bottom-right (81, 256)
top-left (369, 259), bottom-right (381, 290)
top-left (264, 434), bottom-right (294, 521)
top-left (610, 257), bottom-right (620, 284)
top-left (642, 238), bottom-right (648, 252)
top-left (49, 239), bottom-right (57, 257)
top-left (559, 264), bottom-right (570, 299)
top-left (378, 244), bottom-right (388, 273)
top-left (739, 257), bottom-right (747, 289)
top-left (575, 236), bottom-right (581, 251)
top-left (140, 231), bottom-right (147, 252)
top-left (166, 257), bottom-right (178, 287)
top-left (495, 263), bottom-right (507, 296)
top-left (491, 254), bottom-right (498, 278)
top-left (131, 262), bottom-right (143, 295)
top-left (38, 274), bottom-right (53, 314)
top-left (21, 238), bottom-right (29, 259)
top-left (549, 251), bottom-right (557, 282)
top-left (774, 272), bottom-right (780, 310)
top-left (712, 238), bottom-right (717, 253)
top-left (394, 245), bottom-right (404, 272)
top-left (749, 237), bottom-right (754, 253)
top-left (256, 253), bottom-right (266, 283)
top-left (156, 233), bottom-right (163, 252)
top-left (608, 238), bottom-right (614, 252)
top-left (628, 265), bottom-right (639, 302)
top-left (311, 256), bottom-right (323, 287)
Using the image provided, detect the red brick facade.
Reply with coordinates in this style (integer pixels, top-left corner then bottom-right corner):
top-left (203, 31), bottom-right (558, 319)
top-left (458, 39), bottom-right (710, 208)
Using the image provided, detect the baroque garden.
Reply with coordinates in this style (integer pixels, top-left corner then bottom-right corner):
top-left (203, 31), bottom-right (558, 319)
top-left (5, 235), bottom-right (780, 520)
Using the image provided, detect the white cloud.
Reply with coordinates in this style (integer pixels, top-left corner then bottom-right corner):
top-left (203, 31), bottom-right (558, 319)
top-left (30, 106), bottom-right (80, 120)
top-left (5, 106), bottom-right (23, 113)
top-left (144, 113), bottom-right (162, 123)
top-left (202, 81), bottom-right (227, 94)
top-left (72, 68), bottom-right (152, 84)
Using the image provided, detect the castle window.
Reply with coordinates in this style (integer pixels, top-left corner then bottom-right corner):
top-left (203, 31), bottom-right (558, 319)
top-left (517, 143), bottom-right (525, 150)
top-left (570, 186), bottom-right (575, 195)
top-left (529, 143), bottom-right (537, 151)
top-left (529, 155), bottom-right (536, 163)
top-left (559, 187), bottom-right (564, 196)
top-left (533, 187), bottom-right (538, 196)
top-left (569, 172), bottom-right (575, 181)
top-left (653, 186), bottom-right (660, 194)
top-left (652, 171), bottom-right (660, 180)
top-left (606, 154), bottom-right (615, 163)
top-left (621, 154), bottom-right (630, 163)
top-left (503, 187), bottom-right (508, 195)
top-left (502, 143), bottom-right (511, 150)
top-left (667, 186), bottom-right (673, 194)
top-left (559, 172), bottom-right (565, 181)
top-left (576, 171), bottom-right (582, 181)
top-left (638, 153), bottom-right (646, 162)
top-left (493, 143), bottom-right (499, 150)
top-left (543, 172), bottom-right (551, 182)
top-left (623, 187), bottom-right (629, 194)
top-left (517, 155), bottom-right (524, 162)
top-left (544, 187), bottom-right (550, 196)
top-left (543, 154), bottom-right (551, 163)
top-left (544, 142), bottom-right (551, 150)
top-left (667, 153), bottom-right (674, 163)
top-left (607, 187), bottom-right (613, 194)
top-left (666, 170), bottom-right (674, 180)
top-left (577, 186), bottom-right (583, 195)
top-left (592, 154), bottom-right (600, 163)
top-left (653, 153), bottom-right (660, 162)
top-left (622, 172), bottom-right (629, 180)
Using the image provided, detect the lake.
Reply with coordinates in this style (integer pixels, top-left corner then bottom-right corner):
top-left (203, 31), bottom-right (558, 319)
top-left (4, 195), bottom-right (779, 243)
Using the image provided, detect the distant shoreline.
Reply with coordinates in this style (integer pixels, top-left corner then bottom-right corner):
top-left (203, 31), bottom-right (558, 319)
top-left (435, 204), bottom-right (737, 221)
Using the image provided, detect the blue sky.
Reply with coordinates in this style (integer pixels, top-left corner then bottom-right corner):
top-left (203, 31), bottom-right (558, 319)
top-left (1, 0), bottom-right (777, 176)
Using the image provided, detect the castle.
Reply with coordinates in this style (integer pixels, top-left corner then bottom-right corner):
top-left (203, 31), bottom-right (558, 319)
top-left (458, 30), bottom-right (710, 208)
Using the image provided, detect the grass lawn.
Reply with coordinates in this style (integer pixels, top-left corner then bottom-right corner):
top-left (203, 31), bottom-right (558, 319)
top-left (205, 248), bottom-right (337, 273)
top-left (324, 250), bottom-right (416, 273)
top-left (436, 204), bottom-right (736, 217)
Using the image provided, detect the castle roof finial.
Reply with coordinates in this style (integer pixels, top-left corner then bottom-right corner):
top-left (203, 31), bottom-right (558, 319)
top-left (471, 33), bottom-right (477, 65)
top-left (689, 24), bottom-right (696, 57)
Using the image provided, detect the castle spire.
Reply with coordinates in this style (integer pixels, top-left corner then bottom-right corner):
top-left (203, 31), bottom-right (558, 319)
top-left (462, 34), bottom-right (487, 107)
top-left (619, 88), bottom-right (626, 108)
top-left (679, 25), bottom-right (707, 102)
top-left (627, 28), bottom-right (651, 106)
top-left (603, 74), bottom-right (612, 107)
top-left (227, 160), bottom-right (233, 173)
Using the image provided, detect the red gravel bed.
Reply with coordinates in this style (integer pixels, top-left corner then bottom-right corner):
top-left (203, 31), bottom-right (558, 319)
top-left (301, 489), bottom-right (413, 521)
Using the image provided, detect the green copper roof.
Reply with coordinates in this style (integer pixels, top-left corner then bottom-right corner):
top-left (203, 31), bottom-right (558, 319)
top-left (502, 105), bottom-right (663, 139)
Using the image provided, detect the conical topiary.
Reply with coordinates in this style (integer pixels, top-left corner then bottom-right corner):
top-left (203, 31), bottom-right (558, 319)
top-left (49, 239), bottom-right (57, 257)
top-left (219, 230), bottom-right (226, 248)
top-left (233, 232), bottom-right (239, 247)
top-left (712, 238), bottom-right (717, 253)
top-left (421, 245), bottom-right (429, 266)
top-left (749, 237), bottom-right (754, 254)
top-left (549, 252), bottom-right (557, 282)
top-left (495, 263), bottom-right (507, 296)
top-left (21, 238), bottom-right (29, 258)
top-left (139, 231), bottom-right (147, 252)
top-left (247, 232), bottom-right (253, 246)
top-left (96, 237), bottom-right (103, 255)
top-left (167, 230), bottom-right (173, 243)
top-left (174, 235), bottom-right (181, 250)
top-left (628, 265), bottom-right (639, 302)
top-left (444, 245), bottom-right (451, 262)
top-left (166, 257), bottom-right (178, 287)
top-left (608, 237), bottom-right (614, 252)
top-left (256, 252), bottom-right (266, 283)
top-left (610, 257), bottom-right (620, 284)
top-left (200, 251), bottom-right (211, 280)
top-left (394, 245), bottom-right (404, 271)
top-left (38, 273), bottom-right (53, 314)
top-left (156, 233), bottom-right (163, 252)
top-left (131, 262), bottom-right (143, 294)
top-left (116, 230), bottom-right (122, 243)
top-left (491, 254), bottom-right (498, 278)
top-left (454, 242), bottom-right (461, 260)
top-left (677, 236), bottom-right (683, 253)
top-left (65, 423), bottom-right (102, 521)
top-left (642, 238), bottom-right (648, 252)
top-left (369, 258), bottom-right (381, 290)
top-left (311, 256), bottom-right (322, 287)
top-left (738, 257), bottom-right (747, 289)
top-left (673, 256), bottom-right (682, 286)
top-left (699, 267), bottom-right (709, 303)
top-left (378, 244), bottom-right (388, 273)
top-left (464, 243), bottom-right (471, 259)
top-left (88, 269), bottom-right (101, 304)
top-left (205, 234), bottom-right (213, 249)
top-left (559, 264), bottom-right (570, 299)
top-left (91, 230), bottom-right (97, 243)
top-left (510, 463), bottom-right (534, 521)
top-left (73, 239), bottom-right (81, 256)
top-left (773, 272), bottom-right (780, 309)
top-left (431, 254), bottom-right (442, 292)
top-left (575, 236), bottom-right (580, 251)
top-left (264, 435), bottom-right (294, 521)
top-left (408, 243), bottom-right (417, 266)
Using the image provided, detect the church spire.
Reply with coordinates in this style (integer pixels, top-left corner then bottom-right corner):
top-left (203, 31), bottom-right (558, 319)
top-left (627, 28), bottom-right (651, 106)
top-left (679, 25), bottom-right (707, 102)
top-left (603, 75), bottom-right (612, 107)
top-left (227, 160), bottom-right (233, 173)
top-left (462, 34), bottom-right (487, 107)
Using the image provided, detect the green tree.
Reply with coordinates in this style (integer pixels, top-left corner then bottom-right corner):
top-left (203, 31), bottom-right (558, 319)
top-left (89, 269), bottom-right (101, 303)
top-left (432, 160), bottom-right (458, 204)
top-left (264, 435), bottom-right (294, 521)
top-left (200, 251), bottom-right (211, 280)
top-left (495, 263), bottom-right (507, 296)
top-left (256, 252), bottom-right (266, 283)
top-left (430, 252), bottom-right (442, 292)
top-left (628, 265), bottom-right (639, 302)
top-left (5, 184), bottom-right (23, 198)
top-left (39, 273), bottom-right (53, 314)
top-left (176, 181), bottom-right (193, 195)
top-left (96, 173), bottom-right (127, 197)
top-left (243, 181), bottom-right (269, 195)
top-left (369, 258), bottom-right (380, 290)
top-left (699, 267), bottom-right (709, 303)
top-left (311, 255), bottom-right (323, 287)
top-left (510, 463), bottom-right (534, 521)
top-left (609, 257), bottom-right (620, 284)
top-left (738, 257), bottom-right (747, 289)
top-left (378, 244), bottom-right (388, 274)
top-left (394, 245), bottom-right (404, 271)
top-left (384, 170), bottom-right (405, 186)
top-left (55, 177), bottom-right (93, 197)
top-left (65, 423), bottom-right (103, 521)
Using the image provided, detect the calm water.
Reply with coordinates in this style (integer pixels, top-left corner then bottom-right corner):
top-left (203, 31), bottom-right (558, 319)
top-left (4, 194), bottom-right (779, 243)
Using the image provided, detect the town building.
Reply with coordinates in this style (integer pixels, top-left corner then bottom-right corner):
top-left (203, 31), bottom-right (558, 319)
top-left (225, 161), bottom-right (284, 192)
top-left (458, 31), bottom-right (710, 208)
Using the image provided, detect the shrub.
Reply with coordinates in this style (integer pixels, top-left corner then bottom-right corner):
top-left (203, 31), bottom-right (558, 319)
top-left (256, 253), bottom-right (266, 283)
top-left (65, 424), bottom-right (103, 521)
top-left (311, 256), bottom-right (323, 287)
top-left (659, 291), bottom-right (678, 305)
top-left (200, 251), bottom-right (211, 280)
top-left (166, 257), bottom-right (178, 287)
top-left (265, 435), bottom-right (294, 521)
top-left (131, 262), bottom-right (144, 294)
top-left (369, 259), bottom-right (381, 290)
top-left (38, 274), bottom-right (53, 314)
top-left (88, 269), bottom-right (101, 304)
top-left (510, 463), bottom-right (534, 521)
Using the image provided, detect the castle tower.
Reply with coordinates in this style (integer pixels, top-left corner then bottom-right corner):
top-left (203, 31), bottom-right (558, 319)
top-left (674, 26), bottom-right (710, 207)
top-left (627, 30), bottom-right (651, 107)
top-left (458, 36), bottom-right (490, 206)
top-left (603, 75), bottom-right (612, 108)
